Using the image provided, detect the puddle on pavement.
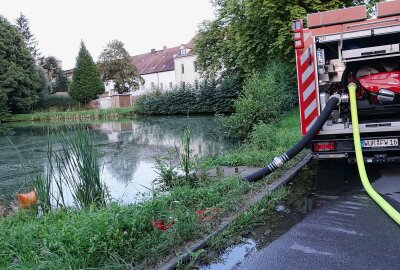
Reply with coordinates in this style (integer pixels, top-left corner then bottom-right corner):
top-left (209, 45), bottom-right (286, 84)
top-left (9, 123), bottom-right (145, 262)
top-left (199, 161), bottom-right (317, 270)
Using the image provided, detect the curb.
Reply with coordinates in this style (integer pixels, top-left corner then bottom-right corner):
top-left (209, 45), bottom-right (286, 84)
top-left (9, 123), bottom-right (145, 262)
top-left (159, 153), bottom-right (313, 270)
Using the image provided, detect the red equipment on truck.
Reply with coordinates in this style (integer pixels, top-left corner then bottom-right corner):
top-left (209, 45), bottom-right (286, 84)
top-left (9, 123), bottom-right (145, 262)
top-left (294, 1), bottom-right (400, 163)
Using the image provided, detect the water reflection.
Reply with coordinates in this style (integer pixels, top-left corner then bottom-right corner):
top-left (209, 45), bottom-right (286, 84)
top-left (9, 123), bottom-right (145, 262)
top-left (0, 116), bottom-right (237, 204)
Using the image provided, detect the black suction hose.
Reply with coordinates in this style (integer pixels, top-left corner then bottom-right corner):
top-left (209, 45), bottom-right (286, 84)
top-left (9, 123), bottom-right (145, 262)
top-left (244, 95), bottom-right (340, 182)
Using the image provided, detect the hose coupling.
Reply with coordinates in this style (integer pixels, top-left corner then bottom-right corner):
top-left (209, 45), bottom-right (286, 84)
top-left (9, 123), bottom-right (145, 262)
top-left (330, 93), bottom-right (342, 105)
top-left (340, 93), bottom-right (349, 104)
top-left (268, 154), bottom-right (290, 171)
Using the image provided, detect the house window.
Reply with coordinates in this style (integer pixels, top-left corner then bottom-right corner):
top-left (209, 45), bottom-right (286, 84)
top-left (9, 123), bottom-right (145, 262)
top-left (151, 82), bottom-right (155, 90)
top-left (180, 48), bottom-right (187, 56)
top-left (181, 64), bottom-right (185, 74)
top-left (160, 83), bottom-right (164, 90)
top-left (169, 82), bottom-right (173, 89)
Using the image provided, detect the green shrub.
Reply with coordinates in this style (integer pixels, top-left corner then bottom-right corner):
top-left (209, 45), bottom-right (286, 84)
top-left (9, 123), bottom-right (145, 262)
top-left (223, 61), bottom-right (298, 139)
top-left (35, 95), bottom-right (80, 111)
top-left (249, 109), bottom-right (301, 151)
top-left (207, 108), bottom-right (301, 167)
top-left (135, 78), bottom-right (239, 115)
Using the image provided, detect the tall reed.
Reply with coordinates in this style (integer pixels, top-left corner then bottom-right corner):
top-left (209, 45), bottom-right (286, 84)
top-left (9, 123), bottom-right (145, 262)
top-left (32, 126), bottom-right (106, 211)
top-left (33, 140), bottom-right (54, 213)
top-left (178, 127), bottom-right (192, 183)
top-left (154, 127), bottom-right (197, 189)
top-left (54, 127), bottom-right (106, 208)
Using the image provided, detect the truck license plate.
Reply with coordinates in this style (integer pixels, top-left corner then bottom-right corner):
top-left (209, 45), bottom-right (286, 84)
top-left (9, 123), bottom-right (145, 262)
top-left (361, 138), bottom-right (399, 148)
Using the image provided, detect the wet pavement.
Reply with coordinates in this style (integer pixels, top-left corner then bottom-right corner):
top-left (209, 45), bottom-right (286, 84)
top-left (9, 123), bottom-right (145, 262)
top-left (233, 163), bottom-right (400, 270)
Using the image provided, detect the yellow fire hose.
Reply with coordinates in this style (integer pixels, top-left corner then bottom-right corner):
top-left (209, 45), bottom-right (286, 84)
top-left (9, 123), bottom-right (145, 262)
top-left (348, 83), bottom-right (400, 225)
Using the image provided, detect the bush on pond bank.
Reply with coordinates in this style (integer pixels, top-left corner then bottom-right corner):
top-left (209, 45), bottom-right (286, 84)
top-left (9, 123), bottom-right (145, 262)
top-left (34, 94), bottom-right (80, 111)
top-left (205, 108), bottom-right (301, 167)
top-left (223, 61), bottom-right (298, 139)
top-left (135, 78), bottom-right (240, 115)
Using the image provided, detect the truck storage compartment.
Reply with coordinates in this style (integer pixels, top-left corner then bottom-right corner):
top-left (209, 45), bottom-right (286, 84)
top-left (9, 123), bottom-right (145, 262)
top-left (315, 35), bottom-right (400, 134)
top-left (341, 33), bottom-right (400, 62)
top-left (342, 44), bottom-right (400, 62)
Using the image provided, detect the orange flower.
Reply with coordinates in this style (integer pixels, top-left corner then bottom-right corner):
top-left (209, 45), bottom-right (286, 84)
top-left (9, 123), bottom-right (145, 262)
top-left (16, 190), bottom-right (37, 209)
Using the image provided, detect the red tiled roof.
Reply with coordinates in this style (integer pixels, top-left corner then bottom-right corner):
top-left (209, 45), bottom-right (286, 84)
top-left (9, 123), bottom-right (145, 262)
top-left (185, 34), bottom-right (198, 49)
top-left (132, 46), bottom-right (180, 75)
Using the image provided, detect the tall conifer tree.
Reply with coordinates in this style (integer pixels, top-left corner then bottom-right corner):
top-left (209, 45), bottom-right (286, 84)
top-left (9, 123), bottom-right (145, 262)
top-left (69, 41), bottom-right (104, 103)
top-left (15, 13), bottom-right (41, 60)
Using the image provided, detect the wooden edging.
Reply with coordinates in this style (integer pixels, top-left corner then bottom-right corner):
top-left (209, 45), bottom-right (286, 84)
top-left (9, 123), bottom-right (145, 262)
top-left (159, 153), bottom-right (313, 270)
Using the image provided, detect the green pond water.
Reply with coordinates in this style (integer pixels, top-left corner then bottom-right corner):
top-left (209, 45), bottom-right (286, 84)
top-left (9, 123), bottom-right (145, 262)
top-left (0, 116), bottom-right (238, 205)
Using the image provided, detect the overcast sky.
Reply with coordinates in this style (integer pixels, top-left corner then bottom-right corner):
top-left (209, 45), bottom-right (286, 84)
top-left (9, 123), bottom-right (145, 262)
top-left (1, 0), bottom-right (215, 70)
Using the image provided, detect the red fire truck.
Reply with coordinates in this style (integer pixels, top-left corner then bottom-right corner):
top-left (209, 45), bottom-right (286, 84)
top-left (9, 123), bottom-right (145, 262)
top-left (293, 1), bottom-right (400, 163)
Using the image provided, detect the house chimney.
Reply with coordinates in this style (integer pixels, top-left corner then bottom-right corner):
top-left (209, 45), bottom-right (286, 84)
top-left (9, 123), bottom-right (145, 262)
top-left (151, 49), bottom-right (156, 53)
top-left (163, 45), bottom-right (167, 50)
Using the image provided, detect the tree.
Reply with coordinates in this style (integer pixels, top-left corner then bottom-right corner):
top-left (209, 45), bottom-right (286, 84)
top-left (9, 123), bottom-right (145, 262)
top-left (53, 69), bottom-right (69, 92)
top-left (41, 56), bottom-right (60, 80)
top-left (98, 40), bottom-right (142, 94)
top-left (69, 41), bottom-right (104, 103)
top-left (0, 16), bottom-right (41, 118)
top-left (39, 56), bottom-right (69, 92)
top-left (37, 66), bottom-right (53, 98)
top-left (194, 0), bottom-right (377, 80)
top-left (14, 13), bottom-right (41, 60)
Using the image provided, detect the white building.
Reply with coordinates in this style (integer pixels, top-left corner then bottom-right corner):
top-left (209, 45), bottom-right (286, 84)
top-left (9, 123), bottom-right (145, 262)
top-left (174, 42), bottom-right (200, 87)
top-left (88, 36), bottom-right (201, 103)
top-left (132, 46), bottom-right (178, 96)
top-left (132, 36), bottom-right (200, 94)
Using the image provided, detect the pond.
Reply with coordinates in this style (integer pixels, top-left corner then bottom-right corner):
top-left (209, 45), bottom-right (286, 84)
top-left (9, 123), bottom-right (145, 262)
top-left (0, 116), bottom-right (238, 205)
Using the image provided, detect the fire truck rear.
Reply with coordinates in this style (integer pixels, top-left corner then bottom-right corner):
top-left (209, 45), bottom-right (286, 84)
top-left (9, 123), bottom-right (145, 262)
top-left (294, 1), bottom-right (400, 163)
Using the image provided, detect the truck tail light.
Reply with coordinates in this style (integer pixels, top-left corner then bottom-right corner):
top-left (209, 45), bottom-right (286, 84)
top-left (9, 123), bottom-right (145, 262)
top-left (293, 19), bottom-right (304, 49)
top-left (313, 142), bottom-right (335, 152)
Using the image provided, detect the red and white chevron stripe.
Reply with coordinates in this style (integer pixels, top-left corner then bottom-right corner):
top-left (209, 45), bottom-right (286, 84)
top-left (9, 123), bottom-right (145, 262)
top-left (295, 30), bottom-right (319, 136)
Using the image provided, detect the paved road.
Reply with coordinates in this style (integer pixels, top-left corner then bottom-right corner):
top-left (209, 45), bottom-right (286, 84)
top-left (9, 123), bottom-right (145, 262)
top-left (235, 164), bottom-right (400, 270)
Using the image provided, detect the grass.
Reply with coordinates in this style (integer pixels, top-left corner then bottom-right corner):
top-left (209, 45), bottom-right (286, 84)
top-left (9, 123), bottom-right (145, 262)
top-left (0, 177), bottom-right (253, 269)
top-left (203, 108), bottom-right (302, 167)
top-left (4, 106), bottom-right (137, 123)
top-left (208, 187), bottom-right (290, 250)
top-left (0, 107), bottom-right (305, 269)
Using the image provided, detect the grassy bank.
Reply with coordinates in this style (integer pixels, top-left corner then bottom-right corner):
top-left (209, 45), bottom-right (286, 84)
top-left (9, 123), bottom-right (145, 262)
top-left (5, 106), bottom-right (137, 123)
top-left (0, 177), bottom-right (254, 269)
top-left (206, 108), bottom-right (302, 167)
top-left (0, 108), bottom-right (303, 269)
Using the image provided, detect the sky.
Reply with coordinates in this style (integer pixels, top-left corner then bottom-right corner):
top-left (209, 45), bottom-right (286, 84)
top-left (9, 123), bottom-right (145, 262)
top-left (1, 0), bottom-right (215, 70)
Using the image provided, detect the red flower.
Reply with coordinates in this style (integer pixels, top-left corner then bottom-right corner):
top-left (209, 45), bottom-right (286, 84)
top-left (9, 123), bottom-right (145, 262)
top-left (151, 220), bottom-right (174, 232)
top-left (195, 208), bottom-right (222, 222)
